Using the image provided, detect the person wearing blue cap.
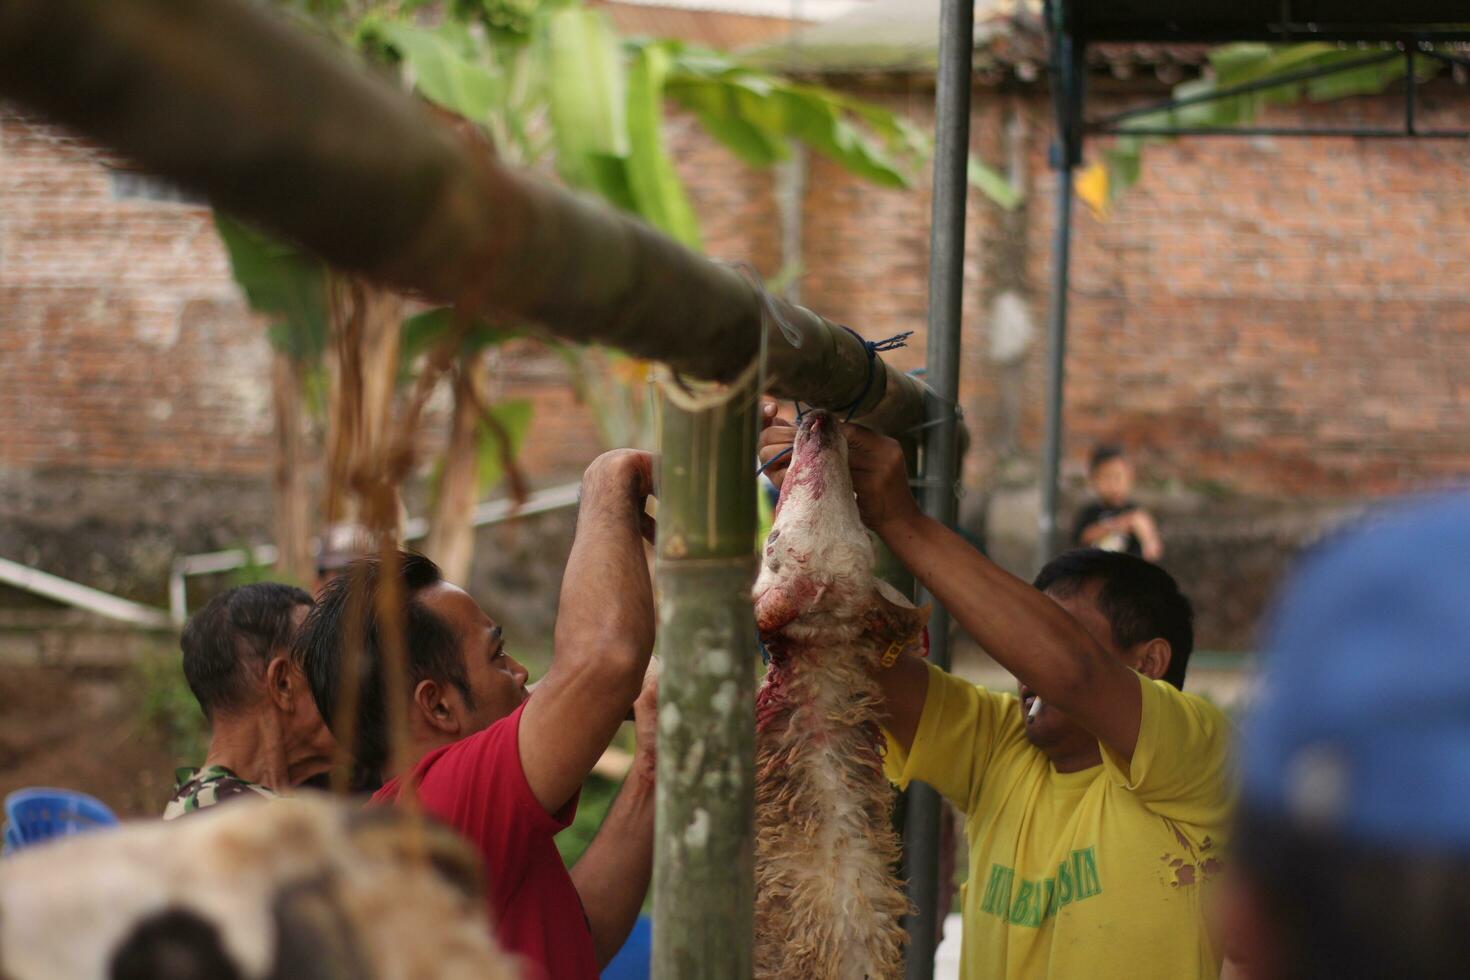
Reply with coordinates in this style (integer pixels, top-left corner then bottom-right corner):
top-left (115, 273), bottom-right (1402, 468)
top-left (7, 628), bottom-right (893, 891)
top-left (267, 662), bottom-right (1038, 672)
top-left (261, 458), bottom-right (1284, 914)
top-left (1219, 493), bottom-right (1470, 980)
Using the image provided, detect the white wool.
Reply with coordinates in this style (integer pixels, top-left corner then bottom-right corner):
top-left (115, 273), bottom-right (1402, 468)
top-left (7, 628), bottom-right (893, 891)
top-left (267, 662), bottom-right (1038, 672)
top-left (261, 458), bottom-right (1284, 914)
top-left (0, 796), bottom-right (517, 980)
top-left (754, 415), bottom-right (912, 980)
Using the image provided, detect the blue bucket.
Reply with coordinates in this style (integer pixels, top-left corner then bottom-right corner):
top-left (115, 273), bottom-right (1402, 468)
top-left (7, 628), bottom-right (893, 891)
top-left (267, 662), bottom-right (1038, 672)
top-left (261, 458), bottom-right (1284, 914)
top-left (3, 788), bottom-right (118, 855)
top-left (601, 915), bottom-right (651, 980)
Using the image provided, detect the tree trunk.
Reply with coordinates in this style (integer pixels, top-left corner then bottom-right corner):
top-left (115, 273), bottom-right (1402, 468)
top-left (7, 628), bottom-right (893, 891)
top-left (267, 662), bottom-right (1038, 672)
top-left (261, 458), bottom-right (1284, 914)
top-left (425, 357), bottom-right (486, 584)
top-left (652, 383), bottom-right (760, 980)
top-left (271, 351), bottom-right (315, 587)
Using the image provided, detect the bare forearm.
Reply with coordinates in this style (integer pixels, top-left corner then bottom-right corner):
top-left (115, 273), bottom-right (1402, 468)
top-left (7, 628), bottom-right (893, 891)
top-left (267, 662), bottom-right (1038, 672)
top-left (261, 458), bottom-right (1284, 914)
top-left (557, 478), bottom-right (655, 678)
top-left (877, 512), bottom-right (1108, 707)
top-left (570, 770), bottom-right (655, 967)
top-left (521, 451), bottom-right (656, 812)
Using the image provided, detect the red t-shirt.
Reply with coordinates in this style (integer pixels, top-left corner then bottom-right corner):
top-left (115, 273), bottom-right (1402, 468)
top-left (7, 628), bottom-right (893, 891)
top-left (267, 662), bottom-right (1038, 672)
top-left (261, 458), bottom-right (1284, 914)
top-left (371, 703), bottom-right (598, 980)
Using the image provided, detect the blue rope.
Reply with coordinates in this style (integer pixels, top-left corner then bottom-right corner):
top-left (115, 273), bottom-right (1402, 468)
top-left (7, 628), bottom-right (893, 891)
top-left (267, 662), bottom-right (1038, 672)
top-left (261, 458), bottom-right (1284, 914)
top-left (837, 326), bottom-right (913, 422)
top-left (753, 331), bottom-right (912, 477)
top-left (755, 399), bottom-right (808, 477)
top-left (756, 446), bottom-right (792, 478)
top-left (756, 331), bottom-right (913, 662)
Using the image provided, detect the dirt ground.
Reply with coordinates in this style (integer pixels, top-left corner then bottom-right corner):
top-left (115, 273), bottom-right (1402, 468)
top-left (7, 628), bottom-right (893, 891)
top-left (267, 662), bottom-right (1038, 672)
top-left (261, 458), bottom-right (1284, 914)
top-left (0, 664), bottom-right (181, 819)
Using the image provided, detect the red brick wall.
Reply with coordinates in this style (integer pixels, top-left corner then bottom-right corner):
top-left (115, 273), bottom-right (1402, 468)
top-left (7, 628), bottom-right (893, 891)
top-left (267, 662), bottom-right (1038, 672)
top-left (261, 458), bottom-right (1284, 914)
top-left (4, 73), bottom-right (1468, 582)
top-left (1032, 92), bottom-right (1470, 497)
top-left (0, 105), bottom-right (605, 601)
top-left (0, 107), bottom-right (604, 489)
top-left (670, 84), bottom-right (1470, 498)
top-left (0, 110), bottom-right (271, 475)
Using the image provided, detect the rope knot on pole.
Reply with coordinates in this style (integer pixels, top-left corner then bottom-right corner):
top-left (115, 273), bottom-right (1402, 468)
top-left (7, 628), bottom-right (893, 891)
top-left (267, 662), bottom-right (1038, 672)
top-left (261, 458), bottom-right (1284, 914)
top-left (755, 328), bottom-right (913, 480)
top-left (837, 326), bottom-right (915, 423)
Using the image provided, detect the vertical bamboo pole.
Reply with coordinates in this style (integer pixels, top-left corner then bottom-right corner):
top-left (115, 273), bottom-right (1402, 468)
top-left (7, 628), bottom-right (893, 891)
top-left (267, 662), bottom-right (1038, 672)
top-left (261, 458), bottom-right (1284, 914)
top-left (652, 380), bottom-right (760, 979)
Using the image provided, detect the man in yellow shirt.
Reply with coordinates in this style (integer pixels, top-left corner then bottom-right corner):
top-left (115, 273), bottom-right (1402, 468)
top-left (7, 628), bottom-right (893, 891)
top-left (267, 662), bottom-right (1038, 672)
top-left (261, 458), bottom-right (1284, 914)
top-left (759, 414), bottom-right (1233, 979)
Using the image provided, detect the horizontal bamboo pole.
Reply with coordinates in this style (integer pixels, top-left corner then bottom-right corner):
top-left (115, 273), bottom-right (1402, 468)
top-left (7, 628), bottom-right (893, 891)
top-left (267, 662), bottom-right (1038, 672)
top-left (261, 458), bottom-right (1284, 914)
top-left (0, 0), bottom-right (927, 435)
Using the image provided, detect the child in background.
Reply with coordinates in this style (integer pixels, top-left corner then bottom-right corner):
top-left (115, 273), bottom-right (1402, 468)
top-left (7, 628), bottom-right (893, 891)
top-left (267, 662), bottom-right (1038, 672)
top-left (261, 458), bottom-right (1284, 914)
top-left (1072, 444), bottom-right (1164, 561)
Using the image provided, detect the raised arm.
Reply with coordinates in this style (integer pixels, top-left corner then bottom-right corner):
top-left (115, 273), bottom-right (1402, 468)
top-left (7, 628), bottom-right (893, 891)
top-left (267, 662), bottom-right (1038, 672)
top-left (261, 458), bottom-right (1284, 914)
top-left (1131, 509), bottom-right (1165, 562)
top-left (757, 412), bottom-right (1144, 762)
top-left (519, 449), bottom-right (656, 813)
top-left (569, 667), bottom-right (657, 967)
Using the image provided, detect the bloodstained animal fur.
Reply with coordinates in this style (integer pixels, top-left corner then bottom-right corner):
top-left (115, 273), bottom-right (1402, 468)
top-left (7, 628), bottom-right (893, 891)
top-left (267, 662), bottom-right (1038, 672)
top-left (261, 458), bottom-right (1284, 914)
top-left (753, 410), bottom-right (928, 980)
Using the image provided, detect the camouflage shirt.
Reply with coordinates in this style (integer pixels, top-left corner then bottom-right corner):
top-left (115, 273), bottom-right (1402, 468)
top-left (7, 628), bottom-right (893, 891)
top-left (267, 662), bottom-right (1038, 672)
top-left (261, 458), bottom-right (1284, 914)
top-left (163, 765), bottom-right (278, 820)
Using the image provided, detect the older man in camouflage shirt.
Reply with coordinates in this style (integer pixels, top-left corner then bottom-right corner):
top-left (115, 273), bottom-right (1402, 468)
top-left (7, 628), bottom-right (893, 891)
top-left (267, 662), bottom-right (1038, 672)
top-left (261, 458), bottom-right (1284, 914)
top-left (164, 583), bottom-right (334, 819)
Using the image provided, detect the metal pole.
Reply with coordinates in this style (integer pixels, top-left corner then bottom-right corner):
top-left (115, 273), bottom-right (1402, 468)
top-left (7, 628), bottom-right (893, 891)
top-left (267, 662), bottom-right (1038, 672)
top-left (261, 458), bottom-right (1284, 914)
top-left (1036, 3), bottom-right (1083, 573)
top-left (902, 0), bottom-right (973, 975)
top-left (1035, 165), bottom-right (1075, 570)
top-left (652, 387), bottom-right (760, 980)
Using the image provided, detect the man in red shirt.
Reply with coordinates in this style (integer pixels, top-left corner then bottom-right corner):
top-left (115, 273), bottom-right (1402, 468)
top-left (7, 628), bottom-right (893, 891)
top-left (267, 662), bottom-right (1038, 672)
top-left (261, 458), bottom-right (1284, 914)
top-left (293, 449), bottom-right (658, 979)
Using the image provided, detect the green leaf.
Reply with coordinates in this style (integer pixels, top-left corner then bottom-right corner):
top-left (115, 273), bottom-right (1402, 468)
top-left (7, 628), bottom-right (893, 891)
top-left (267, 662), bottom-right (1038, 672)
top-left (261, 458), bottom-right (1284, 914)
top-left (775, 88), bottom-right (907, 187)
top-left (476, 398), bottom-right (534, 489)
top-left (1103, 145), bottom-right (1142, 197)
top-left (370, 20), bottom-right (501, 122)
top-left (584, 153), bottom-right (640, 212)
top-left (967, 157), bottom-right (1023, 210)
top-left (214, 213), bottom-right (327, 364)
top-left (545, 8), bottom-right (630, 191)
top-left (691, 106), bottom-right (787, 166)
top-left (625, 43), bottom-right (703, 248)
top-left (663, 50), bottom-right (916, 187)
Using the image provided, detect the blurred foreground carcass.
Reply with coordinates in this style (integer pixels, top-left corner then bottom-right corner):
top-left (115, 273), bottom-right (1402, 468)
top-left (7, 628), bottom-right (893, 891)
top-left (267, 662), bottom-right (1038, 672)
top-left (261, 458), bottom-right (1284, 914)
top-left (753, 410), bottom-right (928, 980)
top-left (0, 794), bottom-right (520, 980)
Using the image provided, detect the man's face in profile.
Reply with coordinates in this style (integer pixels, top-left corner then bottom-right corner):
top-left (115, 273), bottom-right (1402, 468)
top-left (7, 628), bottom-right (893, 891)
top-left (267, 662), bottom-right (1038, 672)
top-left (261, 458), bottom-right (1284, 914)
top-left (417, 582), bottom-right (530, 736)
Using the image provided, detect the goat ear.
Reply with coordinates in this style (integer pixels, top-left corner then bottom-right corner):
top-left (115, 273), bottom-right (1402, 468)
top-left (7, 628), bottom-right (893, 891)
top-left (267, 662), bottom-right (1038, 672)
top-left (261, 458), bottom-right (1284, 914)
top-left (866, 579), bottom-right (931, 660)
top-left (754, 577), bottom-right (824, 636)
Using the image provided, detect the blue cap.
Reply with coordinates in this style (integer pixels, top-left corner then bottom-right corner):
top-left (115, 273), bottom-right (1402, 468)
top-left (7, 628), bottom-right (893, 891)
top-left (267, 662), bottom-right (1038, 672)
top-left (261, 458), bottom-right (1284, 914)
top-left (1241, 492), bottom-right (1470, 854)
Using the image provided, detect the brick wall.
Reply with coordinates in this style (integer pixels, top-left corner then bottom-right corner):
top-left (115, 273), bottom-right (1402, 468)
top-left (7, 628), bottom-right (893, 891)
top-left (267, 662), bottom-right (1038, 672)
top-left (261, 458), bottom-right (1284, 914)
top-left (0, 106), bottom-right (604, 606)
top-left (0, 110), bottom-right (270, 476)
top-left (4, 72), bottom-right (1469, 633)
top-left (697, 84), bottom-right (1470, 499)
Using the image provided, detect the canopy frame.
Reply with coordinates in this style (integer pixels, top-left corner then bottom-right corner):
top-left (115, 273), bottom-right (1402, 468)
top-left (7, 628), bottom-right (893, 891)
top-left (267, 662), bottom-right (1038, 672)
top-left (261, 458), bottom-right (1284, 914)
top-left (1035, 0), bottom-right (1470, 568)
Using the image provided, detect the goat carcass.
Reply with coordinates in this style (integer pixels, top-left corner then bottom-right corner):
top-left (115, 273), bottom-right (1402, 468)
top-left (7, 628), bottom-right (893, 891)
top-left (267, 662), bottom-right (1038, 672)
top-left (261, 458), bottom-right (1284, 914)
top-left (753, 410), bottom-right (928, 980)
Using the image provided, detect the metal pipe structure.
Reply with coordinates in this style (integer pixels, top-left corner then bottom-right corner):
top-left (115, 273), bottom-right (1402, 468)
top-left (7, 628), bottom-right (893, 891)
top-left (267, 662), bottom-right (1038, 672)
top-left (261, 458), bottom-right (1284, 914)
top-left (0, 0), bottom-right (927, 435)
top-left (1092, 50), bottom-right (1399, 127)
top-left (1090, 126), bottom-right (1470, 139)
top-left (0, 556), bottom-right (173, 630)
top-left (901, 0), bottom-right (973, 976)
top-left (167, 483), bottom-right (584, 624)
top-left (1035, 163), bottom-right (1075, 570)
top-left (1036, 4), bottom-right (1084, 573)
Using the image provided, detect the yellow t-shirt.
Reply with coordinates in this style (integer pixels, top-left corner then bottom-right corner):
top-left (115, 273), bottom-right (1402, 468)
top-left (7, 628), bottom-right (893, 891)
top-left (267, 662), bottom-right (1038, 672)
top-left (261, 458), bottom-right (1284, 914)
top-left (886, 663), bottom-right (1234, 980)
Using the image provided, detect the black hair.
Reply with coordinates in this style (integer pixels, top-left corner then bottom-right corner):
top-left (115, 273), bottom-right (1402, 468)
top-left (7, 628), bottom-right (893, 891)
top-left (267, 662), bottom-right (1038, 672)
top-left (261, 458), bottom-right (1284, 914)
top-left (181, 583), bottom-right (313, 722)
top-left (1234, 805), bottom-right (1470, 980)
top-left (1033, 549), bottom-right (1194, 689)
top-left (1088, 442), bottom-right (1126, 473)
top-left (291, 551), bottom-right (470, 782)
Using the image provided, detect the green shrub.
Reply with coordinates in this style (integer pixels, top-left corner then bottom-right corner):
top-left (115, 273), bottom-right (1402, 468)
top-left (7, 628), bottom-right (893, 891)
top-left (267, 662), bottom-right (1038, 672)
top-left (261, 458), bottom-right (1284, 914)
top-left (133, 648), bottom-right (209, 766)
